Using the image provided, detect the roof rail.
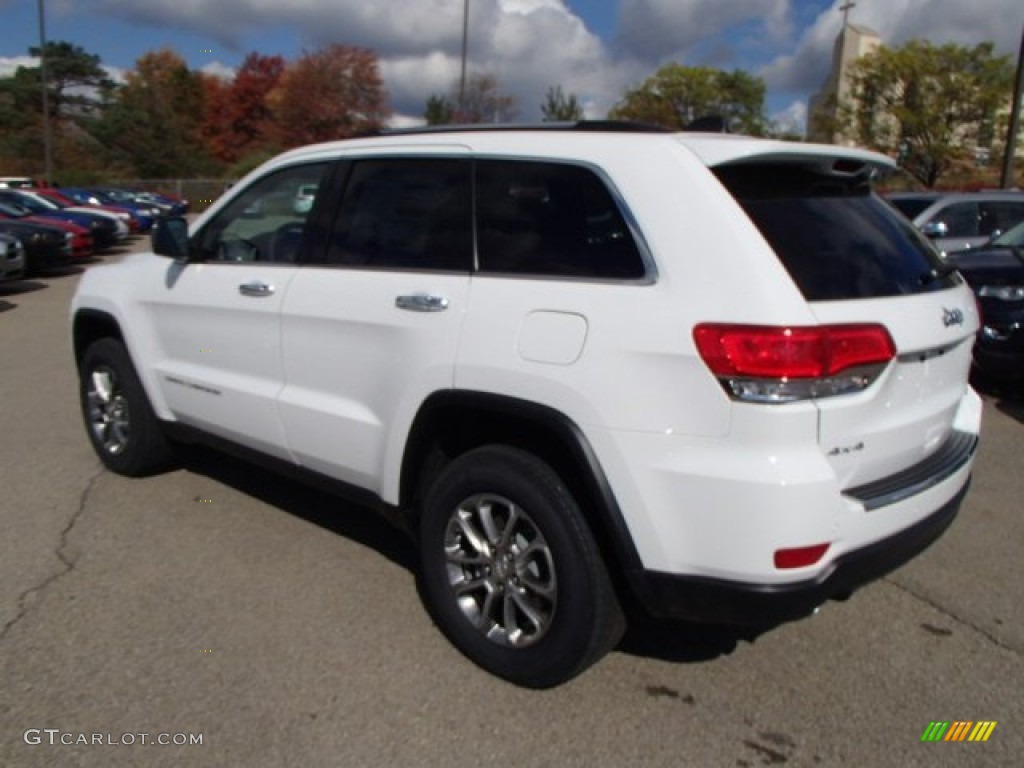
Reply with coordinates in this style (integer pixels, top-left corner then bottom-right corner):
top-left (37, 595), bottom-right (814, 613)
top-left (365, 120), bottom-right (672, 138)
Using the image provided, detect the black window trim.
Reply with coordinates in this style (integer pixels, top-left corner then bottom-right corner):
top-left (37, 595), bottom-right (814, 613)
top-left (302, 154), bottom-right (475, 275)
top-left (469, 153), bottom-right (658, 285)
top-left (300, 153), bottom-right (658, 285)
top-left (190, 159), bottom-right (335, 267)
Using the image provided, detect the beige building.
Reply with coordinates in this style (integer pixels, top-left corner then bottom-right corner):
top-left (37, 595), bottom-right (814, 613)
top-left (807, 22), bottom-right (881, 144)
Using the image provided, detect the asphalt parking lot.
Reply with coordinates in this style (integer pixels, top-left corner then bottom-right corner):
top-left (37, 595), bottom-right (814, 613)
top-left (1, 239), bottom-right (1022, 767)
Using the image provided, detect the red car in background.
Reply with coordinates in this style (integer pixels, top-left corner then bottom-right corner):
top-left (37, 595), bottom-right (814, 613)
top-left (0, 200), bottom-right (94, 260)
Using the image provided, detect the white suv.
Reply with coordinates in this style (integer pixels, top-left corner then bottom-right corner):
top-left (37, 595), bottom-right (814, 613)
top-left (71, 124), bottom-right (982, 687)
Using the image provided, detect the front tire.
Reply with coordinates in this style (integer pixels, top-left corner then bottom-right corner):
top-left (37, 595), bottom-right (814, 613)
top-left (80, 338), bottom-right (173, 476)
top-left (419, 445), bottom-right (624, 687)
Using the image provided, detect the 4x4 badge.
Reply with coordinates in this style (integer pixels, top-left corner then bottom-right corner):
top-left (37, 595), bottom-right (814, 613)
top-left (942, 307), bottom-right (965, 327)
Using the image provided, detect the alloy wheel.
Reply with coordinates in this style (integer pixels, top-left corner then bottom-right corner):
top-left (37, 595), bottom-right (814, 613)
top-left (443, 493), bottom-right (557, 647)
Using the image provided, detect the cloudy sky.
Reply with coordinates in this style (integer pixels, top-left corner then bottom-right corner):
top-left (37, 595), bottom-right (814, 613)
top-left (1, 0), bottom-right (1021, 133)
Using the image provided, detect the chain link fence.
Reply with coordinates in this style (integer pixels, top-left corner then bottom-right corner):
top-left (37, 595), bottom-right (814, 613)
top-left (112, 179), bottom-right (234, 214)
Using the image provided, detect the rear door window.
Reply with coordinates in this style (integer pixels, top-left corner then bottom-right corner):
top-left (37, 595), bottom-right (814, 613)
top-left (715, 163), bottom-right (957, 301)
top-left (476, 160), bottom-right (646, 279)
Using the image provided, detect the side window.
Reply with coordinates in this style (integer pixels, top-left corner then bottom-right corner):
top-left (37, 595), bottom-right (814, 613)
top-left (325, 159), bottom-right (471, 271)
top-left (933, 202), bottom-right (979, 238)
top-left (476, 160), bottom-right (645, 279)
top-left (197, 163), bottom-right (328, 263)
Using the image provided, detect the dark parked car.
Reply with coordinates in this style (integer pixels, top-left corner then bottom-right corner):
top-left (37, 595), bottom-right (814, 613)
top-left (947, 220), bottom-right (1024, 382)
top-left (0, 200), bottom-right (93, 260)
top-left (0, 190), bottom-right (120, 251)
top-left (128, 188), bottom-right (190, 215)
top-left (61, 187), bottom-right (160, 230)
top-left (0, 219), bottom-right (71, 274)
top-left (25, 188), bottom-right (135, 237)
top-left (89, 186), bottom-right (188, 216)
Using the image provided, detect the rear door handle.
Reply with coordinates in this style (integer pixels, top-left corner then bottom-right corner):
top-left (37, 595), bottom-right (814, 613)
top-left (395, 293), bottom-right (449, 312)
top-left (239, 282), bottom-right (274, 298)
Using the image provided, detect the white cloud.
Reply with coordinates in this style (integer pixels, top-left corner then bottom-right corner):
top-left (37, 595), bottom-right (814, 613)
top-left (770, 99), bottom-right (807, 136)
top-left (77, 0), bottom-right (1021, 125)
top-left (388, 113), bottom-right (427, 130)
top-left (0, 55), bottom-right (38, 77)
top-left (762, 0), bottom-right (1024, 95)
top-left (95, 0), bottom-right (475, 55)
top-left (91, 0), bottom-right (620, 119)
top-left (103, 64), bottom-right (128, 84)
top-left (201, 61), bottom-right (236, 80)
top-left (2, 56), bottom-right (126, 85)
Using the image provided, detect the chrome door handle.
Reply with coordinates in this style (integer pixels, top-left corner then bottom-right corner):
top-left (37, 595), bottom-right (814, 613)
top-left (239, 282), bottom-right (274, 297)
top-left (395, 293), bottom-right (449, 312)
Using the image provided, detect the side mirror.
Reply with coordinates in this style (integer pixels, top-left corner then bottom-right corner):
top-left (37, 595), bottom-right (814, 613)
top-left (152, 216), bottom-right (190, 261)
top-left (920, 220), bottom-right (948, 239)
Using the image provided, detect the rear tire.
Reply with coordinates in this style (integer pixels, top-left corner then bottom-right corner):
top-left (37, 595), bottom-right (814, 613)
top-left (80, 338), bottom-right (174, 476)
top-left (419, 445), bottom-right (624, 687)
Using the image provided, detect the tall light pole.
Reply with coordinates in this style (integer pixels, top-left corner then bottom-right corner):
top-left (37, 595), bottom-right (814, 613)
top-left (458, 0), bottom-right (469, 114)
top-left (38, 0), bottom-right (54, 185)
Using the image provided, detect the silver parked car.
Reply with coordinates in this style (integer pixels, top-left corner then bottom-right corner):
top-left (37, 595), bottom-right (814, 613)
top-left (0, 232), bottom-right (26, 282)
top-left (887, 191), bottom-right (1024, 255)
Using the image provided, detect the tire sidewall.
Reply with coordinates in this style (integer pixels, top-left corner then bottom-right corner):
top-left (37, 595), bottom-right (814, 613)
top-left (420, 446), bottom-right (609, 687)
top-left (80, 338), bottom-right (168, 476)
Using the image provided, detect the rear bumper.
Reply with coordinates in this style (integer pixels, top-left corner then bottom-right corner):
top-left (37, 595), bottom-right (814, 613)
top-left (633, 478), bottom-right (969, 625)
top-left (24, 244), bottom-right (72, 274)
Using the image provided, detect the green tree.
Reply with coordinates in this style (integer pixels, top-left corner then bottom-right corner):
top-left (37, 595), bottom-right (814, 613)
top-left (839, 40), bottom-right (1013, 188)
top-left (30, 41), bottom-right (115, 117)
top-left (541, 85), bottom-right (583, 121)
top-left (94, 49), bottom-right (215, 177)
top-left (455, 73), bottom-right (518, 123)
top-left (0, 41), bottom-right (114, 175)
top-left (424, 93), bottom-right (455, 125)
top-left (609, 64), bottom-right (766, 134)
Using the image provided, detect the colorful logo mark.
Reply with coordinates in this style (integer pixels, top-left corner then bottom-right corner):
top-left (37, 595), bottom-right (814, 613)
top-left (921, 721), bottom-right (996, 742)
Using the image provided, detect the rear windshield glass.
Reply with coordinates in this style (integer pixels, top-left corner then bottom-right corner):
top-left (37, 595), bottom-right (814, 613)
top-left (715, 164), bottom-right (957, 301)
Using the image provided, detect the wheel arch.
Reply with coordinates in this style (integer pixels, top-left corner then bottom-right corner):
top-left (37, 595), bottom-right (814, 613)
top-left (73, 308), bottom-right (125, 371)
top-left (400, 390), bottom-right (645, 585)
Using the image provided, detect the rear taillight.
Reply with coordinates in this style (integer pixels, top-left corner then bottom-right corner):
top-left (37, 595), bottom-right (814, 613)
top-left (693, 323), bottom-right (895, 403)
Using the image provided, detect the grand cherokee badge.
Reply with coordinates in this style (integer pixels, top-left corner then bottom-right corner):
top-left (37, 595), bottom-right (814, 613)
top-left (942, 307), bottom-right (965, 327)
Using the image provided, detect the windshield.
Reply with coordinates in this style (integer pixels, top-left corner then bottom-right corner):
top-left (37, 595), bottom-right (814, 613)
top-left (1, 194), bottom-right (49, 213)
top-left (99, 189), bottom-right (133, 202)
top-left (38, 192), bottom-right (70, 208)
top-left (0, 200), bottom-right (31, 217)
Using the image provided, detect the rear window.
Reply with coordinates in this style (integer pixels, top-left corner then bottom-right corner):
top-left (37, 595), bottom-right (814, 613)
top-left (716, 164), bottom-right (957, 301)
